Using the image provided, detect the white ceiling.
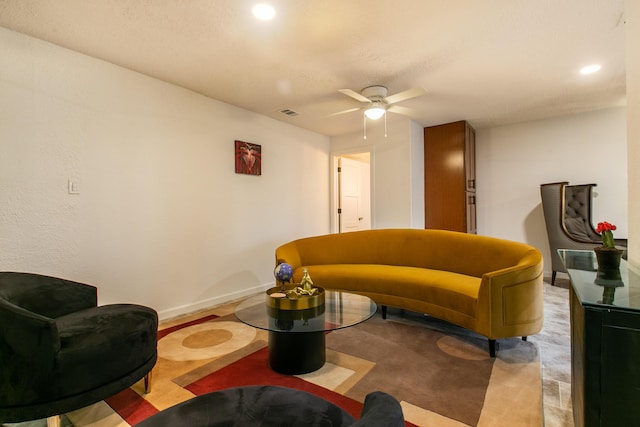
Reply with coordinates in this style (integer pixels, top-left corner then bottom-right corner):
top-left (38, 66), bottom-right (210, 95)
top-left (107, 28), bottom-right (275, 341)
top-left (0, 0), bottom-right (627, 136)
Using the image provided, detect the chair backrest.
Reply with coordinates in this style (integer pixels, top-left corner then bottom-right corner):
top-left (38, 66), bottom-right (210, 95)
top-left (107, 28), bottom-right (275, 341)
top-left (0, 297), bottom-right (59, 359)
top-left (564, 184), bottom-right (600, 241)
top-left (0, 272), bottom-right (97, 318)
top-left (540, 182), bottom-right (600, 274)
top-left (0, 287), bottom-right (60, 411)
top-left (0, 272), bottom-right (91, 409)
top-left (0, 273), bottom-right (63, 358)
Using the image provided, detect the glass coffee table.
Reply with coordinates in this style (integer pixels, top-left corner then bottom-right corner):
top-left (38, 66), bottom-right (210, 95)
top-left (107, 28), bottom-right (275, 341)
top-left (235, 290), bottom-right (376, 374)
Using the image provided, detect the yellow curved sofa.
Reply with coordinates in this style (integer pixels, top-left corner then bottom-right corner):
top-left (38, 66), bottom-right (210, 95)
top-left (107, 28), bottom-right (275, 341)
top-left (275, 228), bottom-right (544, 357)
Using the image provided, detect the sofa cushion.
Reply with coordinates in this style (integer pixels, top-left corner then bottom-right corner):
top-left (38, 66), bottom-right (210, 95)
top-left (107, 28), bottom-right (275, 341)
top-left (51, 304), bottom-right (158, 398)
top-left (564, 217), bottom-right (591, 241)
top-left (300, 265), bottom-right (480, 318)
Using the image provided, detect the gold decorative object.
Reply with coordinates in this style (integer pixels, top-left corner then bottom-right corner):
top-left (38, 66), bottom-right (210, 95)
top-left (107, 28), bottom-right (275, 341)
top-left (300, 268), bottom-right (314, 291)
top-left (266, 283), bottom-right (325, 310)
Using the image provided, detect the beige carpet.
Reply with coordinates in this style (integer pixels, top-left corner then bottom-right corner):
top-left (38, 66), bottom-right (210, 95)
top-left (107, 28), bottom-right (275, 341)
top-left (14, 298), bottom-right (543, 427)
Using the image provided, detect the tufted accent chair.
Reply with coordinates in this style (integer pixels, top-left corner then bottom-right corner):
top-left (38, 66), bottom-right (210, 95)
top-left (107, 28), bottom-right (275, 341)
top-left (0, 272), bottom-right (158, 426)
top-left (540, 182), bottom-right (627, 285)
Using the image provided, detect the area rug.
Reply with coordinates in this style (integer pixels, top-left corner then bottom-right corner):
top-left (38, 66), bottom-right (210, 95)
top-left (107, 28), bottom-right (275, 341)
top-left (60, 301), bottom-right (542, 427)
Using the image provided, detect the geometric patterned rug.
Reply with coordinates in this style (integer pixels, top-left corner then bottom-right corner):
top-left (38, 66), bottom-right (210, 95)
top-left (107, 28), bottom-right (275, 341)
top-left (51, 298), bottom-right (542, 427)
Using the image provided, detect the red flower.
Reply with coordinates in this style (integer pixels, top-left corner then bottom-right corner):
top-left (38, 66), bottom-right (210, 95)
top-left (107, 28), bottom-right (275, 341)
top-left (596, 221), bottom-right (617, 248)
top-left (596, 221), bottom-right (617, 233)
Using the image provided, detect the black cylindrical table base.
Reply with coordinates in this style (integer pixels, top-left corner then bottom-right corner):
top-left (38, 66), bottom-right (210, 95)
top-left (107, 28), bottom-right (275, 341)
top-left (268, 331), bottom-right (326, 374)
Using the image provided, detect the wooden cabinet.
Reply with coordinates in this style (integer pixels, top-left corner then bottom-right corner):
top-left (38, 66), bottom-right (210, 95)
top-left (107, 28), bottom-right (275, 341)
top-left (424, 120), bottom-right (476, 233)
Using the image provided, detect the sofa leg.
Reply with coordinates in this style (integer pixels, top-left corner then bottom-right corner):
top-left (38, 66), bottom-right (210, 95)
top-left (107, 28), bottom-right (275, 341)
top-left (381, 305), bottom-right (387, 319)
top-left (47, 415), bottom-right (61, 427)
top-left (488, 339), bottom-right (496, 357)
top-left (522, 336), bottom-right (528, 341)
top-left (551, 271), bottom-right (557, 286)
top-left (144, 370), bottom-right (152, 393)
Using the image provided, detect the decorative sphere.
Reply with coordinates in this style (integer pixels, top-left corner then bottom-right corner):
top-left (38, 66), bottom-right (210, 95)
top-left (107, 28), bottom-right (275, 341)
top-left (274, 263), bottom-right (293, 282)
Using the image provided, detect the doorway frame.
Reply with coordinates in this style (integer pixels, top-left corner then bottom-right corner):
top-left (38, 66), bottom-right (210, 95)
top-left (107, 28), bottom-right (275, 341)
top-left (330, 146), bottom-right (375, 234)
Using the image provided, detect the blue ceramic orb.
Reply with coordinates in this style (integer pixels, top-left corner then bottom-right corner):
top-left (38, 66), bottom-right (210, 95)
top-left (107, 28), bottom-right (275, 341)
top-left (274, 263), bottom-right (293, 282)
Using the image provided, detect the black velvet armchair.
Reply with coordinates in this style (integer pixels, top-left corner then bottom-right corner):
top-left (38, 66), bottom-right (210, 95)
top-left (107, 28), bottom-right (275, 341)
top-left (0, 272), bottom-right (158, 425)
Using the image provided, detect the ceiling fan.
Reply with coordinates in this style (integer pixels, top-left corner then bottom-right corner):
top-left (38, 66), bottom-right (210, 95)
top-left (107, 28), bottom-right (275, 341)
top-left (329, 85), bottom-right (428, 120)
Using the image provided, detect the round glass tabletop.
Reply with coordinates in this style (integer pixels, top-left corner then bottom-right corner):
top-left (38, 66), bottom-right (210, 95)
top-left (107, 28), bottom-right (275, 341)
top-left (235, 290), bottom-right (377, 333)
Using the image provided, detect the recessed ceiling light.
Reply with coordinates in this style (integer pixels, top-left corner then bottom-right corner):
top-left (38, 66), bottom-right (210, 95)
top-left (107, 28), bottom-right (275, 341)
top-left (580, 64), bottom-right (602, 75)
top-left (252, 3), bottom-right (276, 20)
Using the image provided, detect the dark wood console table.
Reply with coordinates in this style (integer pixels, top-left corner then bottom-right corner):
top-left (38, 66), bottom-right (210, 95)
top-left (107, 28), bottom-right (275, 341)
top-left (559, 249), bottom-right (640, 427)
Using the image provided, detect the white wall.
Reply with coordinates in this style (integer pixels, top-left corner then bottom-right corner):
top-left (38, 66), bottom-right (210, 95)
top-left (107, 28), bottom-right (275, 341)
top-left (627, 0), bottom-right (640, 270)
top-left (476, 107), bottom-right (628, 278)
top-left (1, 21), bottom-right (634, 317)
top-left (0, 27), bottom-right (330, 319)
top-left (331, 117), bottom-right (424, 229)
top-left (331, 107), bottom-right (629, 282)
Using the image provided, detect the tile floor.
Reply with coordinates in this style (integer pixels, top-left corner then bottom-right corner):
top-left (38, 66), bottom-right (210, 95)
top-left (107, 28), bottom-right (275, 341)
top-left (530, 279), bottom-right (574, 427)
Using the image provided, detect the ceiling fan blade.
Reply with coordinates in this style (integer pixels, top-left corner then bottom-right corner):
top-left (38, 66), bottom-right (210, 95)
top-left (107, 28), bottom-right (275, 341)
top-left (387, 105), bottom-right (421, 117)
top-left (384, 87), bottom-right (427, 104)
top-left (338, 89), bottom-right (371, 103)
top-left (326, 107), bottom-right (362, 118)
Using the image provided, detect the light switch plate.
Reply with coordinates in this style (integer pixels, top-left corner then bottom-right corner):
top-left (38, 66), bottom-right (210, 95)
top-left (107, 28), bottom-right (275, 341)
top-left (68, 179), bottom-right (80, 195)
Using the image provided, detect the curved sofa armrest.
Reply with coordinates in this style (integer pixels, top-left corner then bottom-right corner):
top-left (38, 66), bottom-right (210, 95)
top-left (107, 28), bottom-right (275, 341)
top-left (0, 272), bottom-right (97, 319)
top-left (0, 298), bottom-right (59, 363)
top-left (475, 249), bottom-right (544, 339)
top-left (275, 242), bottom-right (302, 269)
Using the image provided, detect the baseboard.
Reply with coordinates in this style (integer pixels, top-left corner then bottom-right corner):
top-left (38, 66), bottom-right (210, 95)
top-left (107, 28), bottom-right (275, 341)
top-left (157, 282), bottom-right (273, 321)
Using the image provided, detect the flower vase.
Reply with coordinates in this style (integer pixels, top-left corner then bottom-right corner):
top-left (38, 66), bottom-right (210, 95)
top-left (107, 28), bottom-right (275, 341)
top-left (594, 247), bottom-right (623, 281)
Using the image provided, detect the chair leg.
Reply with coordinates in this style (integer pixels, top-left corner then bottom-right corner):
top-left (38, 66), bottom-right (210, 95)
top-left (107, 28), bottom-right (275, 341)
top-left (551, 270), bottom-right (557, 286)
top-left (47, 415), bottom-right (61, 427)
top-left (381, 305), bottom-right (387, 319)
top-left (144, 370), bottom-right (152, 393)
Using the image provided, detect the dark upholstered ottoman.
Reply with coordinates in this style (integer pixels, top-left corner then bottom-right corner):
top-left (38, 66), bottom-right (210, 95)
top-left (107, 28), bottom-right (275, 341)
top-left (134, 385), bottom-right (404, 427)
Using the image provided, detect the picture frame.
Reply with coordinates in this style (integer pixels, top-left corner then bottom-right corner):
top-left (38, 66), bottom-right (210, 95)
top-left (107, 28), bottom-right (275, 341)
top-left (234, 140), bottom-right (262, 176)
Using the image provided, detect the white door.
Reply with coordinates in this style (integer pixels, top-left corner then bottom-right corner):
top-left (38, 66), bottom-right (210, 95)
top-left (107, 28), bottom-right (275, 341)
top-left (338, 155), bottom-right (371, 233)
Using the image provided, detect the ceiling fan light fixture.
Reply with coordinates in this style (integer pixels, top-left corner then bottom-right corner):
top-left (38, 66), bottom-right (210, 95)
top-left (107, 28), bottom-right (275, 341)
top-left (252, 3), bottom-right (276, 20)
top-left (580, 64), bottom-right (601, 75)
top-left (364, 106), bottom-right (386, 120)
